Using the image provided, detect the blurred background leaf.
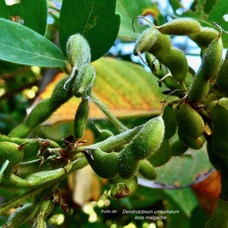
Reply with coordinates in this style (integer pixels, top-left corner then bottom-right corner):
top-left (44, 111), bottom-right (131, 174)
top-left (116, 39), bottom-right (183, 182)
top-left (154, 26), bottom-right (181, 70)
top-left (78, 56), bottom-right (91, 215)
top-left (116, 0), bottom-right (165, 41)
top-left (0, 0), bottom-right (48, 35)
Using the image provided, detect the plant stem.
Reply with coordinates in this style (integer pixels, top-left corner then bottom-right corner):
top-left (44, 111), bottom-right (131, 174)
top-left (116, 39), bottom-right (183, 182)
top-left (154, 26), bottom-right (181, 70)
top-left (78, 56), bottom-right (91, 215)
top-left (90, 92), bottom-right (128, 132)
top-left (81, 125), bottom-right (142, 152)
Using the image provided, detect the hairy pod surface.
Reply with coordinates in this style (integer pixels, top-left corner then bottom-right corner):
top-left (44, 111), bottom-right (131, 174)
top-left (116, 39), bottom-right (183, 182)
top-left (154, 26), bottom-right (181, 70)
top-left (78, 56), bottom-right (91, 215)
top-left (145, 53), bottom-right (182, 91)
top-left (73, 64), bottom-right (96, 97)
top-left (0, 141), bottom-right (24, 176)
top-left (130, 116), bottom-right (165, 161)
top-left (147, 139), bottom-right (172, 167)
top-left (178, 130), bottom-right (205, 149)
top-left (50, 77), bottom-right (73, 104)
top-left (189, 27), bottom-right (219, 51)
top-left (66, 34), bottom-right (91, 69)
top-left (187, 75), bottom-right (211, 103)
top-left (216, 50), bottom-right (228, 96)
top-left (163, 105), bottom-right (177, 139)
top-left (8, 123), bottom-right (31, 138)
top-left (149, 31), bottom-right (172, 55)
top-left (74, 98), bottom-right (90, 139)
top-left (158, 47), bottom-right (188, 82)
top-left (157, 18), bottom-right (201, 35)
top-left (96, 129), bottom-right (114, 142)
top-left (198, 34), bottom-right (223, 81)
top-left (170, 137), bottom-right (188, 156)
top-left (110, 175), bottom-right (138, 199)
top-left (133, 27), bottom-right (159, 55)
top-left (138, 159), bottom-right (157, 180)
top-left (118, 146), bottom-right (139, 179)
top-left (84, 148), bottom-right (119, 179)
top-left (175, 102), bottom-right (205, 139)
top-left (210, 98), bottom-right (228, 158)
top-left (25, 99), bottom-right (54, 129)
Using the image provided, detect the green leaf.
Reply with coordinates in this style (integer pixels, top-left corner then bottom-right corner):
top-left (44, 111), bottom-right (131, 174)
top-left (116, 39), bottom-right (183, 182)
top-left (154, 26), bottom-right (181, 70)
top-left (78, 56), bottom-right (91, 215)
top-left (0, 18), bottom-right (67, 67)
top-left (154, 146), bottom-right (213, 187)
top-left (59, 0), bottom-right (120, 62)
top-left (116, 0), bottom-right (165, 41)
top-left (0, 0), bottom-right (48, 35)
top-left (164, 188), bottom-right (198, 217)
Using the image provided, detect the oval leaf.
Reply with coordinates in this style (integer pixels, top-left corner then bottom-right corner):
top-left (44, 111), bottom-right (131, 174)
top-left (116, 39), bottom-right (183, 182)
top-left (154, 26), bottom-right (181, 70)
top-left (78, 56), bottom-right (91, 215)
top-left (0, 0), bottom-right (47, 35)
top-left (0, 18), bottom-right (67, 67)
top-left (59, 0), bottom-right (120, 62)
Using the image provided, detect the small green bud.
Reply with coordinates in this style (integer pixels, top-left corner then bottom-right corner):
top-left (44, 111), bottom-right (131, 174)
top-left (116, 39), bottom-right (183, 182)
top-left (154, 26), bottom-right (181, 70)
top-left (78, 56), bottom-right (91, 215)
top-left (66, 34), bottom-right (91, 69)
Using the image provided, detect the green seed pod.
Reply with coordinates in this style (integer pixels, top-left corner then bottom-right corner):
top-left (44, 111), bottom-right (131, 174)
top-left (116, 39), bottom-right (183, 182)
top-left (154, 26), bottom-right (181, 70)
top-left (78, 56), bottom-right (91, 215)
top-left (210, 98), bottom-right (228, 158)
top-left (50, 76), bottom-right (73, 105)
top-left (158, 47), bottom-right (189, 82)
top-left (66, 34), bottom-right (91, 69)
top-left (163, 105), bottom-right (177, 139)
top-left (130, 116), bottom-right (165, 161)
top-left (73, 64), bottom-right (96, 97)
top-left (118, 146), bottom-right (139, 179)
top-left (74, 97), bottom-right (90, 139)
top-left (187, 75), bottom-right (211, 104)
top-left (25, 99), bottom-right (54, 129)
top-left (9, 77), bottom-right (73, 138)
top-left (145, 52), bottom-right (182, 91)
top-left (21, 140), bottom-right (40, 159)
top-left (147, 139), bottom-right (172, 167)
top-left (170, 137), bottom-right (188, 156)
top-left (110, 175), bottom-right (138, 199)
top-left (156, 18), bottom-right (201, 35)
top-left (8, 123), bottom-right (31, 138)
top-left (138, 159), bottom-right (157, 180)
top-left (84, 148), bottom-right (119, 179)
top-left (216, 50), bottom-right (228, 96)
top-left (205, 198), bottom-right (228, 228)
top-left (96, 129), bottom-right (114, 142)
top-left (178, 130), bottom-right (205, 149)
top-left (189, 27), bottom-right (219, 52)
top-left (149, 31), bottom-right (172, 55)
top-left (198, 33), bottom-right (223, 81)
top-left (133, 27), bottom-right (159, 56)
top-left (0, 142), bottom-right (24, 177)
top-left (175, 102), bottom-right (205, 139)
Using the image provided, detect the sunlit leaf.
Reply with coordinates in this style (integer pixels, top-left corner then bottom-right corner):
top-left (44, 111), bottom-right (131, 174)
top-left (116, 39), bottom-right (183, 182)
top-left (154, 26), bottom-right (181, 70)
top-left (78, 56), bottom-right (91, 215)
top-left (38, 57), bottom-right (165, 124)
top-left (59, 0), bottom-right (120, 62)
top-left (0, 18), bottom-right (67, 67)
top-left (0, 0), bottom-right (47, 35)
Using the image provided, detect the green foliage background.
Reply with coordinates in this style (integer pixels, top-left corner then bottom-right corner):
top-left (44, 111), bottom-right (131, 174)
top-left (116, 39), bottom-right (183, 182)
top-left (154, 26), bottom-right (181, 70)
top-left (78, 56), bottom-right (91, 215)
top-left (0, 0), bottom-right (227, 227)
